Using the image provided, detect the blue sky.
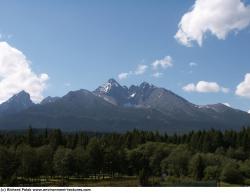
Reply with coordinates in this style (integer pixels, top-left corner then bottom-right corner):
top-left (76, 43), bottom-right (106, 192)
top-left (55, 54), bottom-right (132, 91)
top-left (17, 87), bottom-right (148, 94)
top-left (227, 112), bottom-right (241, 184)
top-left (0, 0), bottom-right (250, 111)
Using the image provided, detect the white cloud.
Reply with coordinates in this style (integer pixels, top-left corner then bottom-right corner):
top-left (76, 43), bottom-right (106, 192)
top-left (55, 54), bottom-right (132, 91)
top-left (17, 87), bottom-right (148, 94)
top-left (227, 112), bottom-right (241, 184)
top-left (183, 83), bottom-right (196, 92)
top-left (248, 110), bottom-right (250, 114)
top-left (195, 81), bottom-right (221, 93)
top-left (175, 0), bottom-right (250, 46)
top-left (152, 72), bottom-right (163, 78)
top-left (223, 103), bottom-right (231, 107)
top-left (182, 81), bottom-right (229, 93)
top-left (151, 56), bottom-right (173, 70)
top-left (118, 55), bottom-right (173, 80)
top-left (189, 62), bottom-right (197, 67)
top-left (0, 41), bottom-right (49, 103)
top-left (236, 73), bottom-right (250, 98)
top-left (118, 72), bottom-right (129, 80)
top-left (134, 64), bottom-right (148, 75)
top-left (118, 64), bottom-right (147, 80)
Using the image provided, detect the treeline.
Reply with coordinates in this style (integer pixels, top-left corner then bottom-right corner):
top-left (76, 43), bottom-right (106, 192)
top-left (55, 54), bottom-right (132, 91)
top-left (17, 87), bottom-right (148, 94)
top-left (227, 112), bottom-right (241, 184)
top-left (1, 127), bottom-right (250, 186)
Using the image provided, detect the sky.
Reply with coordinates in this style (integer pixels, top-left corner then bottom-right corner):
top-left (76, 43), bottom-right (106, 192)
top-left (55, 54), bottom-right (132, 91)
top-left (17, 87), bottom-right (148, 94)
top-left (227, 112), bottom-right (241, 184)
top-left (0, 0), bottom-right (250, 112)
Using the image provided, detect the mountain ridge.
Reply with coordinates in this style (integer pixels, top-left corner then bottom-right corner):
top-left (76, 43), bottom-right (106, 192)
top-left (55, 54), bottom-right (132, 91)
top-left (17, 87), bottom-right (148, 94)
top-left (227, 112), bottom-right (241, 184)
top-left (0, 79), bottom-right (249, 133)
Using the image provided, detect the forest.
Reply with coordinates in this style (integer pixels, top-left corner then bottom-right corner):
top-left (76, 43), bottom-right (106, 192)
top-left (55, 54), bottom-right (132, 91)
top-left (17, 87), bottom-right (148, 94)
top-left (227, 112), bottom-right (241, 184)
top-left (1, 127), bottom-right (250, 187)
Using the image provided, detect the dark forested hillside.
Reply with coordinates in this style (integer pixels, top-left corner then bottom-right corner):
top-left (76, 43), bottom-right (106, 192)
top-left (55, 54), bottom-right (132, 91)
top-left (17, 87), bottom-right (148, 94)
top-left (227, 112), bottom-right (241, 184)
top-left (1, 127), bottom-right (250, 186)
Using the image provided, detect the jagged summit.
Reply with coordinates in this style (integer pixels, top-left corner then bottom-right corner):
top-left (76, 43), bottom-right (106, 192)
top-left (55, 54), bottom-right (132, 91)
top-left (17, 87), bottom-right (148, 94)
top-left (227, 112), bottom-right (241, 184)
top-left (139, 81), bottom-right (155, 89)
top-left (0, 90), bottom-right (34, 114)
top-left (108, 78), bottom-right (120, 85)
top-left (93, 79), bottom-right (128, 105)
top-left (94, 79), bottom-right (160, 107)
top-left (6, 90), bottom-right (32, 105)
top-left (40, 96), bottom-right (60, 105)
top-left (16, 90), bottom-right (29, 96)
top-left (10, 90), bottom-right (29, 99)
top-left (95, 79), bottom-right (156, 95)
top-left (95, 78), bottom-right (122, 94)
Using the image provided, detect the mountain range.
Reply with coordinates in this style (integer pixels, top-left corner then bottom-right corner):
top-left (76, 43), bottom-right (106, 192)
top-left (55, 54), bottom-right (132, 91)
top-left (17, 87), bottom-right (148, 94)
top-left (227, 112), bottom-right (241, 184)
top-left (0, 78), bottom-right (249, 133)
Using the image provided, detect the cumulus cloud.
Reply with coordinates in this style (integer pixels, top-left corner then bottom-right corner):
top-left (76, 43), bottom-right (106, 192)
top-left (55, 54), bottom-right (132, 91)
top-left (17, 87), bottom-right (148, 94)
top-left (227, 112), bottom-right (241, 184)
top-left (117, 65), bottom-right (147, 80)
top-left (134, 64), bottom-right (148, 75)
top-left (0, 41), bottom-right (49, 103)
top-left (118, 72), bottom-right (131, 80)
top-left (151, 56), bottom-right (173, 70)
top-left (183, 83), bottom-right (196, 92)
top-left (235, 73), bottom-right (250, 98)
top-left (248, 110), bottom-right (250, 114)
top-left (182, 81), bottom-right (229, 93)
top-left (118, 55), bottom-right (173, 80)
top-left (175, 0), bottom-right (250, 46)
top-left (152, 72), bottom-right (163, 78)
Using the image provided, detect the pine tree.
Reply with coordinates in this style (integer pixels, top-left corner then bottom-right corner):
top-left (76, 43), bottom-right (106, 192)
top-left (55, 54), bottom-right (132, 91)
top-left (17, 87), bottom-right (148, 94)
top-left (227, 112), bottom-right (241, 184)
top-left (27, 126), bottom-right (34, 147)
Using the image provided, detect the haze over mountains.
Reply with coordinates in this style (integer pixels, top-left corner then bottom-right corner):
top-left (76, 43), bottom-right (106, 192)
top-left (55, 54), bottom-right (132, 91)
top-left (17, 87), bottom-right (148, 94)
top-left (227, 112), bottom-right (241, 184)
top-left (0, 79), bottom-right (249, 133)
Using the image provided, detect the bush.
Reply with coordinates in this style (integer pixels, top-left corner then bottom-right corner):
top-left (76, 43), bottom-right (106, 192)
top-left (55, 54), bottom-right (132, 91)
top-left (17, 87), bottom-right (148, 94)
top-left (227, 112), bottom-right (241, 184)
top-left (189, 154), bottom-right (205, 180)
top-left (220, 162), bottom-right (244, 184)
top-left (161, 146), bottom-right (191, 177)
top-left (244, 179), bottom-right (250, 186)
top-left (239, 159), bottom-right (250, 178)
top-left (204, 166), bottom-right (220, 181)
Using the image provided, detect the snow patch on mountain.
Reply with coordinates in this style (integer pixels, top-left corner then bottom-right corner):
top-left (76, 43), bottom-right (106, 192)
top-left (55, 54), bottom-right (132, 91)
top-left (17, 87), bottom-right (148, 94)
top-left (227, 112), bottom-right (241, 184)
top-left (129, 93), bottom-right (136, 98)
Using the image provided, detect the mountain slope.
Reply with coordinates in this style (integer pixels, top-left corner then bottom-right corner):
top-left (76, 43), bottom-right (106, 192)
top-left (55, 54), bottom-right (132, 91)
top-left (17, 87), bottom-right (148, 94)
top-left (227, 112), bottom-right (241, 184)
top-left (0, 79), bottom-right (249, 133)
top-left (94, 81), bottom-right (209, 120)
top-left (0, 91), bottom-right (35, 115)
top-left (93, 79), bottom-right (129, 105)
top-left (0, 89), bottom-right (171, 132)
top-left (93, 80), bottom-right (250, 131)
top-left (198, 103), bottom-right (250, 129)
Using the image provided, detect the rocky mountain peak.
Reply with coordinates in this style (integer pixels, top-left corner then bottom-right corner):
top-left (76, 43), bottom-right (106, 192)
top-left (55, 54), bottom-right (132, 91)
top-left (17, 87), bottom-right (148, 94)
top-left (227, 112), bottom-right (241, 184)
top-left (7, 90), bottom-right (33, 105)
top-left (0, 90), bottom-right (34, 114)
